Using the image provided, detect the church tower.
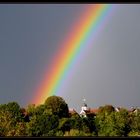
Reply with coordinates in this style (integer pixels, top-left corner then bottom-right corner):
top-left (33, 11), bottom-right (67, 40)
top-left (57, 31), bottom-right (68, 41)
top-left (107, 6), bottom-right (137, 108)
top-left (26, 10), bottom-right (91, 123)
top-left (79, 98), bottom-right (89, 117)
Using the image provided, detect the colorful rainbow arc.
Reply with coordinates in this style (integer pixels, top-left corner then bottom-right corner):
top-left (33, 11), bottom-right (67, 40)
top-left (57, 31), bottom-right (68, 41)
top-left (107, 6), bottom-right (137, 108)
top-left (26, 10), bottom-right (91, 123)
top-left (32, 4), bottom-right (114, 105)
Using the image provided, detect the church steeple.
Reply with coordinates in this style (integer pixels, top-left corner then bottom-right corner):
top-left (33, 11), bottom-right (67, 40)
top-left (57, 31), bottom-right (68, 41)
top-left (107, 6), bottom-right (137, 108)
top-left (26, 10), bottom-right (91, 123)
top-left (83, 98), bottom-right (87, 108)
top-left (79, 98), bottom-right (89, 117)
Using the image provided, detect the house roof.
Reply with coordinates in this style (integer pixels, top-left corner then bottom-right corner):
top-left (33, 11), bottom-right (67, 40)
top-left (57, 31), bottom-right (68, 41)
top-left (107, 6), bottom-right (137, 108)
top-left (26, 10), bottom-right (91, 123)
top-left (89, 108), bottom-right (99, 114)
top-left (84, 108), bottom-right (99, 114)
top-left (69, 108), bottom-right (78, 114)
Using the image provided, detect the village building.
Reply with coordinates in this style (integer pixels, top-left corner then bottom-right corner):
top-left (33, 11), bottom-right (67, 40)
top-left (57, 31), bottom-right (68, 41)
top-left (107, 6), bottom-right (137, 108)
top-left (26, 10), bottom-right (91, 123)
top-left (69, 100), bottom-right (140, 118)
top-left (79, 99), bottom-right (98, 117)
top-left (69, 108), bottom-right (79, 117)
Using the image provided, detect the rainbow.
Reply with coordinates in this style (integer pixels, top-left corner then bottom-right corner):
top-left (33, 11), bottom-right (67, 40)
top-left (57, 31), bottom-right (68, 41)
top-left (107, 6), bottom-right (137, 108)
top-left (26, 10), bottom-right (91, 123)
top-left (32, 4), bottom-right (114, 105)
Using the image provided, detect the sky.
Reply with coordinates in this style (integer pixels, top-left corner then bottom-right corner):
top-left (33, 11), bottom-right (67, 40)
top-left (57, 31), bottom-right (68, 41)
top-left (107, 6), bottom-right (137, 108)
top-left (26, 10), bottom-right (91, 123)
top-left (0, 4), bottom-right (140, 113)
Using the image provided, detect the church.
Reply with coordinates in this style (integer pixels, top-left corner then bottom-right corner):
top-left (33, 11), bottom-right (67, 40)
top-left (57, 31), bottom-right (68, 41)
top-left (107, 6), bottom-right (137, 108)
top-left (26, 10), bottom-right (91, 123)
top-left (79, 99), bottom-right (98, 117)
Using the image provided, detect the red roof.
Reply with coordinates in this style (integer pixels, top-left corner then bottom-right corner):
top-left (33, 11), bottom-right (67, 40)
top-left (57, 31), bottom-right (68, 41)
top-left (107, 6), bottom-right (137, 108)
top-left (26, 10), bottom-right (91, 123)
top-left (89, 108), bottom-right (99, 114)
top-left (69, 109), bottom-right (78, 114)
top-left (84, 108), bottom-right (99, 114)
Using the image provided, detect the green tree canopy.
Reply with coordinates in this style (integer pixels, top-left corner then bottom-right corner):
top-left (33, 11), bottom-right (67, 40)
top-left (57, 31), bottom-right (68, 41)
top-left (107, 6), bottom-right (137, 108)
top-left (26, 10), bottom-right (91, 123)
top-left (44, 96), bottom-right (69, 118)
top-left (0, 102), bottom-right (24, 136)
top-left (98, 105), bottom-right (115, 115)
top-left (129, 110), bottom-right (140, 135)
top-left (26, 104), bottom-right (36, 117)
top-left (95, 108), bottom-right (131, 136)
top-left (26, 112), bottom-right (59, 136)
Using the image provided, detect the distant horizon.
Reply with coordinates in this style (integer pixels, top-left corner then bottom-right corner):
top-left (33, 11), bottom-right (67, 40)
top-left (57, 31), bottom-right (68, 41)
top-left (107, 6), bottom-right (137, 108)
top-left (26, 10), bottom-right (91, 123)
top-left (1, 95), bottom-right (139, 114)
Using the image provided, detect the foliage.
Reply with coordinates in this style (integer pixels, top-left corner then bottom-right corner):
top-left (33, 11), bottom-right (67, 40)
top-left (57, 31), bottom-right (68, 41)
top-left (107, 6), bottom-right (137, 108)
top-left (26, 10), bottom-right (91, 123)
top-left (26, 112), bottom-right (59, 136)
top-left (44, 96), bottom-right (69, 118)
top-left (35, 104), bottom-right (46, 115)
top-left (26, 104), bottom-right (36, 117)
top-left (0, 106), bottom-right (14, 136)
top-left (6, 102), bottom-right (23, 122)
top-left (69, 115), bottom-right (82, 131)
top-left (95, 108), bottom-right (131, 136)
top-left (56, 130), bottom-right (64, 136)
top-left (98, 105), bottom-right (115, 114)
top-left (129, 110), bottom-right (140, 135)
top-left (114, 109), bottom-right (131, 136)
top-left (128, 131), bottom-right (140, 136)
top-left (64, 129), bottom-right (91, 136)
top-left (0, 103), bottom-right (24, 136)
top-left (0, 96), bottom-right (140, 137)
top-left (20, 108), bottom-right (29, 122)
top-left (85, 113), bottom-right (96, 134)
top-left (58, 118), bottom-right (71, 133)
top-left (14, 122), bottom-right (27, 136)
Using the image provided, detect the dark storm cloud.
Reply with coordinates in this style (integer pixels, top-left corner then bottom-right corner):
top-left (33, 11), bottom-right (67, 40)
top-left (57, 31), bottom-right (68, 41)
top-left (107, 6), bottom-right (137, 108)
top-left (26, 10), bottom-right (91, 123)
top-left (0, 4), bottom-right (140, 113)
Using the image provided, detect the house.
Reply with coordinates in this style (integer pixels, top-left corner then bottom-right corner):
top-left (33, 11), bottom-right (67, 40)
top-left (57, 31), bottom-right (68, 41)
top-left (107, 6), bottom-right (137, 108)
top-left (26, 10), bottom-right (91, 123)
top-left (88, 108), bottom-right (99, 114)
top-left (79, 99), bottom-right (99, 117)
top-left (129, 107), bottom-right (140, 114)
top-left (69, 108), bottom-right (79, 117)
top-left (115, 107), bottom-right (121, 112)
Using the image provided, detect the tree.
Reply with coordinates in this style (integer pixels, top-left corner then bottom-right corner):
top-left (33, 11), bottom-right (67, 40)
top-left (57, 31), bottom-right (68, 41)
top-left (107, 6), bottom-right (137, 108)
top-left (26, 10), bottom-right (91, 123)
top-left (56, 130), bottom-right (64, 136)
top-left (20, 108), bottom-right (29, 122)
top-left (128, 109), bottom-right (140, 136)
top-left (6, 102), bottom-right (23, 122)
top-left (13, 122), bottom-right (27, 136)
top-left (95, 111), bottom-right (116, 136)
top-left (64, 129), bottom-right (91, 136)
top-left (26, 112), bottom-right (59, 136)
top-left (35, 104), bottom-right (46, 115)
top-left (95, 108), bottom-right (131, 136)
top-left (86, 112), bottom-right (96, 134)
top-left (44, 96), bottom-right (69, 118)
top-left (0, 102), bottom-right (24, 136)
top-left (58, 118), bottom-right (71, 133)
top-left (69, 114), bottom-right (83, 131)
top-left (98, 105), bottom-right (115, 115)
top-left (26, 104), bottom-right (36, 117)
top-left (115, 108), bottom-right (131, 136)
top-left (80, 117), bottom-right (93, 134)
top-left (0, 104), bottom-right (14, 136)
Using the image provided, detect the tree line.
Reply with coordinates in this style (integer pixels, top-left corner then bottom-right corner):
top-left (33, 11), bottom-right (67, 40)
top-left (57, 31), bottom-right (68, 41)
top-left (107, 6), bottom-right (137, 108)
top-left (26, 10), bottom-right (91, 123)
top-left (0, 95), bottom-right (140, 136)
